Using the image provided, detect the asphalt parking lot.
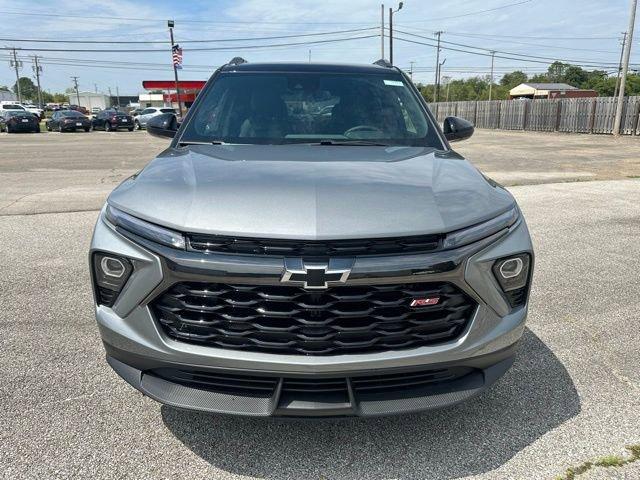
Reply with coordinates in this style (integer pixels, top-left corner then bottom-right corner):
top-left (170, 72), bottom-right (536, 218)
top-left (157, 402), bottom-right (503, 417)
top-left (1, 130), bottom-right (639, 479)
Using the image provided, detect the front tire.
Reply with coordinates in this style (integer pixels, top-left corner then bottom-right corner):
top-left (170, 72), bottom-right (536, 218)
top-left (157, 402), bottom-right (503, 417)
top-left (84, 127), bottom-right (90, 132)
top-left (104, 122), bottom-right (112, 132)
top-left (47, 123), bottom-right (52, 132)
top-left (128, 127), bottom-right (134, 132)
top-left (58, 124), bottom-right (63, 133)
top-left (134, 120), bottom-right (141, 130)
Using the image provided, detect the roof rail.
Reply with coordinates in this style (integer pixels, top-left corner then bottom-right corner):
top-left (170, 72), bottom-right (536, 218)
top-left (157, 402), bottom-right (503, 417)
top-left (228, 57), bottom-right (248, 66)
top-left (373, 59), bottom-right (393, 68)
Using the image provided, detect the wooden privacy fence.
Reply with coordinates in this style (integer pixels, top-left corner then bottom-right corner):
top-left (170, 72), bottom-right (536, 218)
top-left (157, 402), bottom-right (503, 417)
top-left (427, 96), bottom-right (640, 135)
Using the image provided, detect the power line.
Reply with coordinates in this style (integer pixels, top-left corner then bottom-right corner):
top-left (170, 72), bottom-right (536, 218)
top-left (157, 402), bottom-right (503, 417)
top-left (0, 9), bottom-right (373, 25)
top-left (0, 33), bottom-right (380, 53)
top-left (393, 29), bottom-right (628, 67)
top-left (0, 27), bottom-right (378, 44)
top-left (436, 31), bottom-right (620, 41)
top-left (396, 0), bottom-right (534, 23)
top-left (393, 35), bottom-right (628, 69)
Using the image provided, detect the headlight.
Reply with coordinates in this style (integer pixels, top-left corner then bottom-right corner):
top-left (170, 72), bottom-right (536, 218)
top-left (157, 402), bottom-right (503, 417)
top-left (442, 206), bottom-right (519, 250)
top-left (92, 252), bottom-right (133, 307)
top-left (492, 253), bottom-right (531, 308)
top-left (105, 205), bottom-right (186, 249)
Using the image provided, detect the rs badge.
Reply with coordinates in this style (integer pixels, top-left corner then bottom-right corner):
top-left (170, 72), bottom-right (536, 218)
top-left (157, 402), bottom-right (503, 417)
top-left (410, 297), bottom-right (440, 307)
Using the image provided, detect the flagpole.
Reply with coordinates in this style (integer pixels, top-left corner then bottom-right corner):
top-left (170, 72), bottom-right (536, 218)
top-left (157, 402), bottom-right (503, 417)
top-left (168, 20), bottom-right (184, 118)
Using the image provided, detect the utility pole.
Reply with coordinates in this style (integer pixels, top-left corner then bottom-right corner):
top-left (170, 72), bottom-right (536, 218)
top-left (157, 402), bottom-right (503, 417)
top-left (9, 48), bottom-right (23, 103)
top-left (71, 76), bottom-right (80, 106)
top-left (32, 55), bottom-right (43, 108)
top-left (433, 31), bottom-right (443, 102)
top-left (168, 19), bottom-right (184, 118)
top-left (116, 85), bottom-right (120, 108)
top-left (613, 32), bottom-right (628, 102)
top-left (613, 0), bottom-right (637, 136)
top-left (488, 51), bottom-right (496, 101)
top-left (388, 2), bottom-right (403, 65)
top-left (94, 83), bottom-right (98, 93)
top-left (436, 58), bottom-right (446, 102)
top-left (108, 86), bottom-right (112, 107)
top-left (308, 50), bottom-right (311, 63)
top-left (381, 4), bottom-right (385, 59)
top-left (409, 61), bottom-right (415, 81)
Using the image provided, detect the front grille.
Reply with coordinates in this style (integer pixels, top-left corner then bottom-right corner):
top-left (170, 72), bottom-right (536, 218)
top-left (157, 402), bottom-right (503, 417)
top-left (187, 234), bottom-right (442, 256)
top-left (149, 366), bottom-right (473, 398)
top-left (152, 281), bottom-right (476, 355)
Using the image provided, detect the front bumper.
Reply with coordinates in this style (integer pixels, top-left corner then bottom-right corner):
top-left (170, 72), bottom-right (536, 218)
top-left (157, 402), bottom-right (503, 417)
top-left (90, 208), bottom-right (533, 417)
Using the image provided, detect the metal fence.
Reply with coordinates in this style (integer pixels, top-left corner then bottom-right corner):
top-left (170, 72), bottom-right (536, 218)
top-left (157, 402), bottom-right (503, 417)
top-left (427, 96), bottom-right (640, 135)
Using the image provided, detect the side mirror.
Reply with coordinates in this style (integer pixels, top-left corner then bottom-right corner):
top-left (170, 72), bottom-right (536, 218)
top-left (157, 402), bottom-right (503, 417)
top-left (147, 112), bottom-right (179, 139)
top-left (443, 116), bottom-right (474, 143)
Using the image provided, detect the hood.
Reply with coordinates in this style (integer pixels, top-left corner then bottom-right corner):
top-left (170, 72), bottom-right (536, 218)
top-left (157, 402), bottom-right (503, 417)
top-left (108, 145), bottom-right (515, 239)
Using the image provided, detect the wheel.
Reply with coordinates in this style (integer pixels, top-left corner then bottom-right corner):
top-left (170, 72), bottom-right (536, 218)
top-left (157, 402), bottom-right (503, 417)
top-left (134, 120), bottom-right (141, 130)
top-left (128, 127), bottom-right (134, 132)
top-left (46, 122), bottom-right (51, 132)
top-left (58, 124), bottom-right (63, 133)
top-left (84, 127), bottom-right (90, 132)
top-left (104, 121), bottom-right (112, 132)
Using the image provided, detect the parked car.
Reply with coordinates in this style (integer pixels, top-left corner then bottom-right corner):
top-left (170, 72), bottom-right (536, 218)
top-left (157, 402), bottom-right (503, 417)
top-left (90, 60), bottom-right (534, 418)
top-left (20, 103), bottom-right (44, 119)
top-left (69, 105), bottom-right (90, 115)
top-left (134, 107), bottom-right (176, 130)
top-left (91, 109), bottom-right (134, 131)
top-left (91, 107), bottom-right (101, 114)
top-left (47, 110), bottom-right (91, 132)
top-left (129, 108), bottom-right (143, 117)
top-left (0, 110), bottom-right (40, 133)
top-left (0, 102), bottom-right (28, 115)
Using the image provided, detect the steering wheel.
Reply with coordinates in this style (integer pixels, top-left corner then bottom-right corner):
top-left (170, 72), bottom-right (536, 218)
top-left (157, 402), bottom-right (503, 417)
top-left (344, 125), bottom-right (384, 138)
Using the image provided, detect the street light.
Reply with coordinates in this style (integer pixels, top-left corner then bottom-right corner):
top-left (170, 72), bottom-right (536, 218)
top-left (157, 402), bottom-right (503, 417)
top-left (389, 2), bottom-right (403, 65)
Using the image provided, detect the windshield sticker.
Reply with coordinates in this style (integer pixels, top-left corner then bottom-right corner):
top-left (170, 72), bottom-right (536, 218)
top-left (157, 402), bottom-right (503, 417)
top-left (383, 79), bottom-right (404, 86)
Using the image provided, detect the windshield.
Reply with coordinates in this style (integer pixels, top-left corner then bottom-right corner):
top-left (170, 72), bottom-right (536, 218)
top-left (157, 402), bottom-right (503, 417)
top-left (180, 72), bottom-right (439, 146)
top-left (61, 111), bottom-right (84, 117)
top-left (2, 104), bottom-right (25, 110)
top-left (160, 108), bottom-right (176, 113)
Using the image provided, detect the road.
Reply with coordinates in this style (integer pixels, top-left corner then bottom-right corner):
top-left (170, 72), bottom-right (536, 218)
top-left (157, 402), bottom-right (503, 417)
top-left (0, 130), bottom-right (639, 479)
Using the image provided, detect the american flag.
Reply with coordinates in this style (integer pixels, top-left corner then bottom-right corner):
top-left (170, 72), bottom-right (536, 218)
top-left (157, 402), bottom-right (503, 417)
top-left (172, 44), bottom-right (183, 69)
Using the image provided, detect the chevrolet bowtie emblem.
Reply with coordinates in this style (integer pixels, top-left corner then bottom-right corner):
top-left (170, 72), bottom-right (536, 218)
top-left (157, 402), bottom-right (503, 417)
top-left (281, 258), bottom-right (354, 290)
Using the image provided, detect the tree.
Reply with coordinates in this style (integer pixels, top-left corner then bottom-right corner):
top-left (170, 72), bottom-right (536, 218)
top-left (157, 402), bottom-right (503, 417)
top-left (499, 71), bottom-right (528, 88)
top-left (12, 77), bottom-right (39, 101)
top-left (0, 85), bottom-right (9, 92)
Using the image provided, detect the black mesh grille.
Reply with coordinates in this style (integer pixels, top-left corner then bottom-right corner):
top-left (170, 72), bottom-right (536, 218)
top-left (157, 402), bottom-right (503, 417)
top-left (187, 234), bottom-right (442, 256)
top-left (152, 282), bottom-right (476, 355)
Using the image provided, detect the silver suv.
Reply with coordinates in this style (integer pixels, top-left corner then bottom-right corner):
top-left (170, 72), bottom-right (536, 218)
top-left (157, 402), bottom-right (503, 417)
top-left (90, 60), bottom-right (533, 418)
top-left (134, 107), bottom-right (177, 130)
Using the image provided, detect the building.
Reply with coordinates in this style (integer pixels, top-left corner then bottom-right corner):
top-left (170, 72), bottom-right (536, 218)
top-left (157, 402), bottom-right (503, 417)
top-left (141, 80), bottom-right (207, 111)
top-left (0, 90), bottom-right (17, 102)
top-left (509, 83), bottom-right (597, 99)
top-left (77, 92), bottom-right (110, 110)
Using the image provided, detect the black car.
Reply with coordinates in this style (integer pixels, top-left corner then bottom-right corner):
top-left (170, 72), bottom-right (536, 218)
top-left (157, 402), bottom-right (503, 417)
top-left (92, 109), bottom-right (134, 131)
top-left (0, 111), bottom-right (40, 133)
top-left (47, 110), bottom-right (92, 132)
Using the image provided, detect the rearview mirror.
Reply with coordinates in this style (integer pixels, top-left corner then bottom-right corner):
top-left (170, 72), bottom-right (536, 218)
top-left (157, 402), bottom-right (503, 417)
top-left (443, 116), bottom-right (474, 143)
top-left (147, 113), bottom-right (179, 139)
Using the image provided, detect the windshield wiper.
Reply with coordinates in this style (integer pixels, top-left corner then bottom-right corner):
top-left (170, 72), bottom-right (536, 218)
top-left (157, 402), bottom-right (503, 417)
top-left (315, 139), bottom-right (389, 146)
top-left (178, 140), bottom-right (226, 146)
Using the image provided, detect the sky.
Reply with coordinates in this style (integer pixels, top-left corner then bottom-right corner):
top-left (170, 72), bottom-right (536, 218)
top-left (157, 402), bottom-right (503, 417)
top-left (0, 0), bottom-right (638, 95)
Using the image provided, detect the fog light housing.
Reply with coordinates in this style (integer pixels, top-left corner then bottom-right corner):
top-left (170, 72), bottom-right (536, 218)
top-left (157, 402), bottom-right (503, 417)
top-left (492, 253), bottom-right (531, 308)
top-left (92, 252), bottom-right (133, 307)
